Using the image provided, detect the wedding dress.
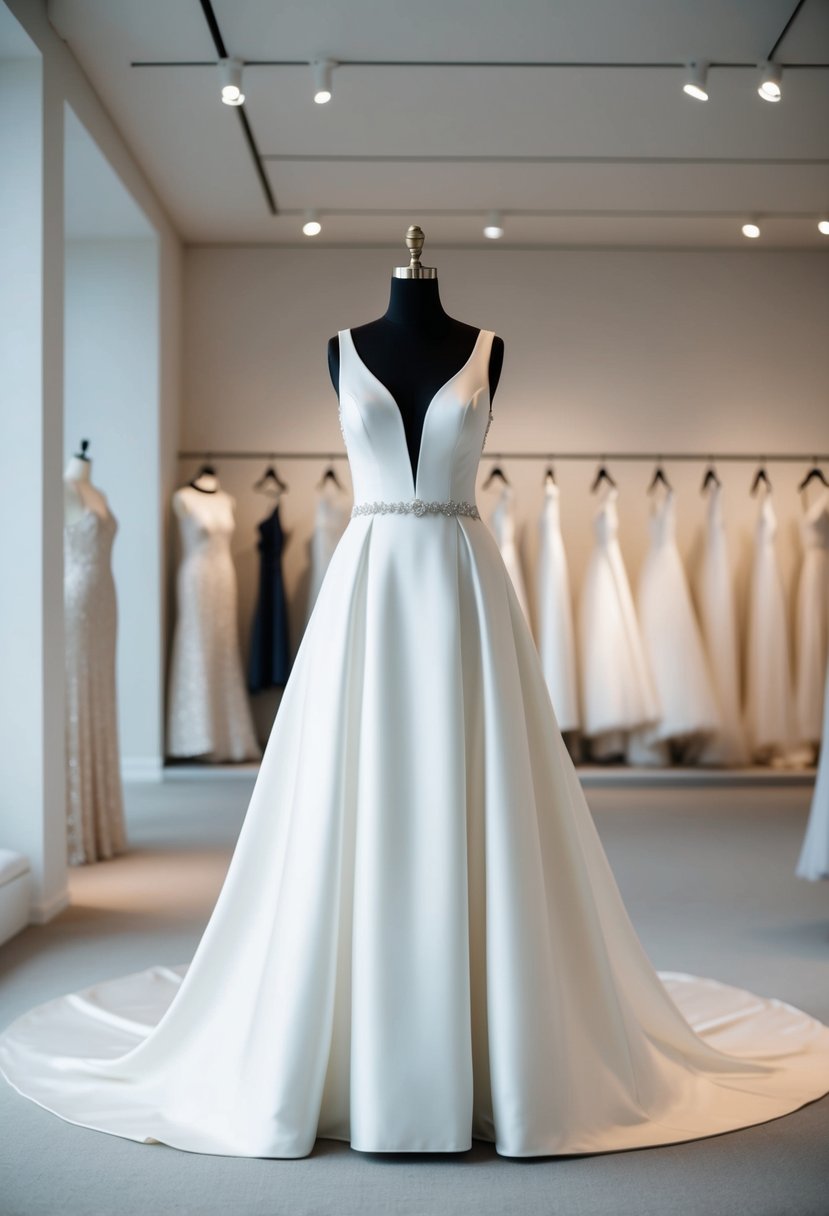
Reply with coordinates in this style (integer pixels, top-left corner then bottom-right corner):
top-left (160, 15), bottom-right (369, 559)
top-left (744, 494), bottom-right (796, 762)
top-left (579, 486), bottom-right (660, 759)
top-left (2, 328), bottom-right (829, 1159)
top-left (166, 486), bottom-right (260, 761)
top-left (536, 478), bottom-right (579, 732)
top-left (248, 499), bottom-right (292, 693)
top-left (306, 478), bottom-right (349, 623)
top-left (797, 657), bottom-right (829, 881)
top-left (627, 490), bottom-right (720, 766)
top-left (64, 503), bottom-right (127, 865)
top-left (794, 491), bottom-right (829, 749)
top-left (693, 483), bottom-right (749, 767)
top-left (488, 481), bottom-right (530, 624)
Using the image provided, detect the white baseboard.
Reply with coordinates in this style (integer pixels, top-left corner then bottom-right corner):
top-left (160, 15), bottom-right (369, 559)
top-left (121, 755), bottom-right (164, 783)
top-left (29, 886), bottom-right (70, 925)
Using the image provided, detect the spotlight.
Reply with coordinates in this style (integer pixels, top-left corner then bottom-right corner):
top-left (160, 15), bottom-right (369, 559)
top-left (219, 57), bottom-right (245, 106)
top-left (758, 62), bottom-right (782, 103)
top-left (683, 61), bottom-right (709, 101)
top-left (302, 209), bottom-right (322, 237)
top-left (742, 221), bottom-right (761, 239)
top-left (311, 59), bottom-right (336, 104)
top-left (483, 211), bottom-right (504, 240)
top-left (819, 219), bottom-right (829, 236)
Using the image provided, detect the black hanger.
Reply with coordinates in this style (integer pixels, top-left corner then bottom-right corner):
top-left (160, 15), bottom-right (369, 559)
top-left (647, 461), bottom-right (672, 495)
top-left (543, 460), bottom-right (556, 486)
top-left (189, 461), bottom-right (218, 493)
top-left (253, 462), bottom-right (289, 496)
top-left (590, 461), bottom-right (616, 493)
top-left (700, 459), bottom-right (721, 493)
top-left (798, 461), bottom-right (829, 494)
top-left (74, 438), bottom-right (91, 462)
top-left (483, 464), bottom-right (510, 489)
top-left (317, 461), bottom-right (344, 490)
top-left (750, 461), bottom-right (772, 496)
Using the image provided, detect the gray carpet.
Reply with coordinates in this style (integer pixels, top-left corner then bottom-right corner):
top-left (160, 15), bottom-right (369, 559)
top-left (1, 778), bottom-right (827, 1216)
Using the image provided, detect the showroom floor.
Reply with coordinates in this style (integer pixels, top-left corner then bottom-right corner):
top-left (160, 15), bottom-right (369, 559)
top-left (1, 778), bottom-right (827, 1216)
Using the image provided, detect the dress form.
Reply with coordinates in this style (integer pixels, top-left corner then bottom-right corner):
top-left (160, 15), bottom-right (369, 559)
top-left (328, 228), bottom-right (504, 485)
top-left (64, 442), bottom-right (109, 526)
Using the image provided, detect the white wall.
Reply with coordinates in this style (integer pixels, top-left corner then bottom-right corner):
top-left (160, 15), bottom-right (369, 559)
top-left (65, 239), bottom-right (162, 775)
top-left (182, 246), bottom-right (829, 739)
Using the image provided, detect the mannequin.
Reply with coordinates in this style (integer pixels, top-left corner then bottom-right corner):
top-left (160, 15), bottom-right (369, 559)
top-left (328, 227), bottom-right (504, 484)
top-left (63, 439), bottom-right (110, 525)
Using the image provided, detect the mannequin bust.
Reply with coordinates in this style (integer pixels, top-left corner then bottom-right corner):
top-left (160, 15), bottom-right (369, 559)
top-left (328, 229), bottom-right (504, 484)
top-left (64, 440), bottom-right (110, 526)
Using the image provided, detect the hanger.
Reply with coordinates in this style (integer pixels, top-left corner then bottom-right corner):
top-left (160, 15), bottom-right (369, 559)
top-left (797, 461), bottom-right (829, 494)
top-left (483, 463), bottom-right (510, 489)
top-left (253, 461), bottom-right (289, 496)
top-left (317, 460), bottom-right (344, 491)
top-left (75, 438), bottom-right (91, 462)
top-left (647, 460), bottom-right (672, 495)
top-left (750, 460), bottom-right (772, 496)
top-left (590, 460), bottom-right (616, 494)
top-left (542, 459), bottom-right (556, 486)
top-left (700, 459), bottom-right (721, 493)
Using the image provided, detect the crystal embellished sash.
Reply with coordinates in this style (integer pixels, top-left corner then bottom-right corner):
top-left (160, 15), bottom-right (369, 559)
top-left (351, 498), bottom-right (481, 520)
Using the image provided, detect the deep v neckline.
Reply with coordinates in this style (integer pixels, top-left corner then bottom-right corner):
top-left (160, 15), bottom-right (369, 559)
top-left (345, 327), bottom-right (486, 496)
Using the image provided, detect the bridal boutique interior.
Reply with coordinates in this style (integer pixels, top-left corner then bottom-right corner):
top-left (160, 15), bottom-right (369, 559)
top-left (0, 1), bottom-right (828, 1213)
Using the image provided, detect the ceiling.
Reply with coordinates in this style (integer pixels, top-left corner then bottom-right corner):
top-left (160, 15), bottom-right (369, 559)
top-left (47, 0), bottom-right (829, 248)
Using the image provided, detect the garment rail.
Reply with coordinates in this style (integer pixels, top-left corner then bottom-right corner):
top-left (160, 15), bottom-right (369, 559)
top-left (178, 450), bottom-right (829, 464)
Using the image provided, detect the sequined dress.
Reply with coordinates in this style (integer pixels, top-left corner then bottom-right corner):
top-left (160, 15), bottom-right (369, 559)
top-left (64, 505), bottom-right (127, 865)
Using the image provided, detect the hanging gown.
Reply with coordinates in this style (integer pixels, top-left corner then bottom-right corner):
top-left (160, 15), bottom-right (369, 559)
top-left (796, 657), bottom-right (829, 880)
top-left (536, 478), bottom-right (579, 732)
top-left (627, 490), bottom-right (720, 767)
top-left (306, 479), bottom-right (349, 624)
top-left (64, 503), bottom-right (127, 865)
top-left (248, 500), bottom-right (292, 692)
top-left (579, 487), bottom-right (660, 759)
top-left (2, 327), bottom-right (829, 1159)
top-left (794, 492), bottom-right (829, 750)
top-left (693, 484), bottom-right (749, 767)
top-left (744, 495), bottom-right (796, 763)
top-left (488, 482), bottom-right (530, 624)
top-left (167, 487), bottom-right (260, 762)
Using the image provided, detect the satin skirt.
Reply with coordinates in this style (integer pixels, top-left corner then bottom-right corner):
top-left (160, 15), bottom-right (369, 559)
top-left (2, 515), bottom-right (829, 1158)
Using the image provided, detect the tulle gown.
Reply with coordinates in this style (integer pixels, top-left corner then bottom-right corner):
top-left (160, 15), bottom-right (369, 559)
top-left (2, 327), bottom-right (829, 1159)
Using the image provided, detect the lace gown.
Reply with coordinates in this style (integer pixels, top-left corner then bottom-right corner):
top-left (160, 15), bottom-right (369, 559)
top-left (2, 328), bottom-right (829, 1158)
top-left (166, 487), bottom-right (260, 761)
top-left (64, 505), bottom-right (127, 865)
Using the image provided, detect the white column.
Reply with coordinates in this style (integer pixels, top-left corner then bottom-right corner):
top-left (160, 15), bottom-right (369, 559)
top-left (0, 58), bottom-right (69, 922)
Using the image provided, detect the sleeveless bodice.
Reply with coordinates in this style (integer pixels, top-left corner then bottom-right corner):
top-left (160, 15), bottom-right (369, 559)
top-left (337, 327), bottom-right (495, 507)
top-left (593, 489), bottom-right (619, 547)
top-left (801, 493), bottom-right (829, 551)
top-left (648, 490), bottom-right (676, 548)
top-left (177, 489), bottom-right (236, 563)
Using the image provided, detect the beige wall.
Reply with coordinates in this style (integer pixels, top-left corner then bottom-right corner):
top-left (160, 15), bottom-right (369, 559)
top-left (182, 245), bottom-right (829, 737)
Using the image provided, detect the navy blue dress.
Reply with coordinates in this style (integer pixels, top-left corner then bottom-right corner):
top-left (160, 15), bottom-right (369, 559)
top-left (248, 503), bottom-right (292, 692)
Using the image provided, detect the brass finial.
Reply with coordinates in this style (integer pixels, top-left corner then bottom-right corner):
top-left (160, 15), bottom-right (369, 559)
top-left (393, 224), bottom-right (437, 279)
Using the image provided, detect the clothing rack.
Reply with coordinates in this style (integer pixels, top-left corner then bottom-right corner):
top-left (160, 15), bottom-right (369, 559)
top-left (178, 450), bottom-right (828, 464)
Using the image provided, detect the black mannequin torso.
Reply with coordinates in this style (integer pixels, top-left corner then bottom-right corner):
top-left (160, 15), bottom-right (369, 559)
top-left (328, 278), bottom-right (504, 485)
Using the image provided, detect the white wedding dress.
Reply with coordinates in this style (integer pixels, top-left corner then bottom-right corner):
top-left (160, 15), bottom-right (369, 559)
top-left (579, 487), bottom-right (660, 759)
top-left (488, 482), bottom-right (530, 624)
top-left (693, 484), bottom-right (749, 767)
top-left (794, 491), bottom-right (829, 749)
top-left (306, 478), bottom-right (349, 624)
top-left (627, 490), bottom-right (720, 766)
top-left (167, 486), bottom-right (260, 762)
top-left (2, 328), bottom-right (829, 1159)
top-left (797, 657), bottom-right (829, 881)
top-left (536, 478), bottom-right (579, 732)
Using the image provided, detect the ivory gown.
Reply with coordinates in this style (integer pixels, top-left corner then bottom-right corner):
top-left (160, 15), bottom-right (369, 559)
top-left (794, 491), bottom-right (829, 749)
top-left (536, 478), bottom-right (579, 732)
top-left (2, 328), bottom-right (829, 1158)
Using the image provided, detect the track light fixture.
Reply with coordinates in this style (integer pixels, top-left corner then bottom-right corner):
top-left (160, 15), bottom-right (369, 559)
top-left (219, 57), bottom-right (245, 106)
top-left (302, 209), bottom-right (322, 237)
top-left (818, 218), bottom-right (829, 236)
top-left (682, 61), bottom-right (709, 101)
top-left (741, 220), bottom-right (761, 239)
top-left (311, 59), bottom-right (336, 104)
top-left (758, 62), bottom-right (782, 102)
top-left (483, 211), bottom-right (504, 240)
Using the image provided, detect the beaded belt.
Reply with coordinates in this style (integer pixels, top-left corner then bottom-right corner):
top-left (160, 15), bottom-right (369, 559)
top-left (351, 498), bottom-right (481, 520)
